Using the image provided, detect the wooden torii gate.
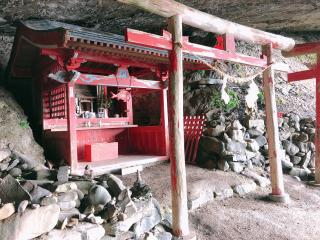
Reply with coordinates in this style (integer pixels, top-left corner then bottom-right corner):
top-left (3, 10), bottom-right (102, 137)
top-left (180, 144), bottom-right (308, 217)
top-left (115, 0), bottom-right (295, 238)
top-left (282, 44), bottom-right (320, 184)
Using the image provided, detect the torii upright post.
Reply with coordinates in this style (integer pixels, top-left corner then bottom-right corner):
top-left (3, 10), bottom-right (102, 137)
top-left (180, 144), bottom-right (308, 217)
top-left (167, 15), bottom-right (192, 238)
top-left (282, 44), bottom-right (320, 185)
top-left (262, 44), bottom-right (289, 202)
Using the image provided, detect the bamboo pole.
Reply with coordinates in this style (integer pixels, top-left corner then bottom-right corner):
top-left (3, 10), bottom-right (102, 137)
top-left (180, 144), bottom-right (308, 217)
top-left (167, 15), bottom-right (190, 237)
top-left (262, 44), bottom-right (289, 202)
top-left (116, 0), bottom-right (295, 51)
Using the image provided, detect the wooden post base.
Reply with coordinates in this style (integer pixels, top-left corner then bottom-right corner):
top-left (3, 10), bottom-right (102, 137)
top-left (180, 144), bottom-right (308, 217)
top-left (173, 232), bottom-right (197, 240)
top-left (268, 193), bottom-right (290, 203)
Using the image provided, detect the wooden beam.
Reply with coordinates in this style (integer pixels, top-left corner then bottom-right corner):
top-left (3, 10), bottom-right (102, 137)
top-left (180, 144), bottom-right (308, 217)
top-left (125, 28), bottom-right (267, 67)
top-left (282, 42), bottom-right (320, 57)
top-left (168, 15), bottom-right (190, 237)
top-left (262, 44), bottom-right (288, 201)
top-left (288, 69), bottom-right (316, 82)
top-left (117, 0), bottom-right (295, 51)
top-left (315, 54), bottom-right (320, 183)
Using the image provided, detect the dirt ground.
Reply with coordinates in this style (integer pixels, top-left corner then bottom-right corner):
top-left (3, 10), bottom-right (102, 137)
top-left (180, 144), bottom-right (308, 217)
top-left (121, 162), bottom-right (320, 240)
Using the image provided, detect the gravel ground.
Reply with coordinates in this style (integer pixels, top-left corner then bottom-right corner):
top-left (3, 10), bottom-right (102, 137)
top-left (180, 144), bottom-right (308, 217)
top-left (122, 162), bottom-right (320, 240)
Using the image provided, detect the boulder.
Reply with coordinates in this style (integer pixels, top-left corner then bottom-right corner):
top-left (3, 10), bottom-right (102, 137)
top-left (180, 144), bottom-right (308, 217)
top-left (204, 125), bottom-right (225, 137)
top-left (0, 203), bottom-right (15, 220)
top-left (247, 139), bottom-right (260, 152)
top-left (0, 174), bottom-right (31, 204)
top-left (247, 129), bottom-right (264, 138)
top-left (199, 136), bottom-right (225, 155)
top-left (105, 174), bottom-right (126, 198)
top-left (292, 156), bottom-right (302, 165)
top-left (301, 151), bottom-right (312, 168)
top-left (245, 119), bottom-right (265, 132)
top-left (89, 185), bottom-right (112, 206)
top-left (241, 169), bottom-right (271, 188)
top-left (55, 182), bottom-right (77, 193)
top-left (0, 204), bottom-right (60, 240)
top-left (44, 222), bottom-right (105, 240)
top-left (292, 132), bottom-right (308, 143)
top-left (232, 181), bottom-right (257, 196)
top-left (226, 140), bottom-right (246, 155)
top-left (254, 135), bottom-right (267, 147)
top-left (289, 167), bottom-right (310, 180)
top-left (30, 186), bottom-right (52, 204)
top-left (217, 159), bottom-right (229, 171)
top-left (282, 140), bottom-right (299, 156)
top-left (228, 162), bottom-right (244, 173)
top-left (133, 199), bottom-right (162, 238)
top-left (0, 149), bottom-right (11, 162)
top-left (9, 167), bottom-right (22, 177)
top-left (57, 166), bottom-right (69, 183)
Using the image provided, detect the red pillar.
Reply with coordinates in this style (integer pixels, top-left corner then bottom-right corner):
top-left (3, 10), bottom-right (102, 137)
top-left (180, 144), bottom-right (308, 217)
top-left (66, 82), bottom-right (78, 174)
top-left (315, 54), bottom-right (320, 183)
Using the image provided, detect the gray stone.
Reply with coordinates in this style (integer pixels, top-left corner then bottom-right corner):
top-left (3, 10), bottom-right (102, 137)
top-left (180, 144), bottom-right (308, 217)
top-left (45, 222), bottom-right (105, 240)
top-left (232, 120), bottom-right (245, 130)
top-left (73, 181), bottom-right (94, 195)
top-left (57, 166), bottom-right (69, 183)
top-left (217, 159), bottom-right (229, 171)
top-left (30, 186), bottom-right (52, 204)
top-left (41, 196), bottom-right (58, 206)
top-left (289, 167), bottom-right (310, 180)
top-left (254, 135), bottom-right (267, 147)
top-left (226, 140), bottom-right (246, 155)
top-left (231, 130), bottom-right (245, 142)
top-left (58, 208), bottom-right (80, 222)
top-left (225, 154), bottom-right (247, 162)
top-left (9, 167), bottom-right (22, 177)
top-left (199, 136), bottom-right (225, 155)
top-left (57, 191), bottom-right (78, 202)
top-left (282, 140), bottom-right (299, 156)
top-left (0, 162), bottom-right (9, 171)
top-left (89, 185), bottom-right (112, 206)
top-left (106, 174), bottom-right (126, 198)
top-left (279, 130), bottom-right (291, 141)
top-left (17, 200), bottom-right (29, 213)
top-left (241, 169), bottom-right (271, 187)
top-left (0, 203), bottom-right (15, 220)
top-left (292, 156), bottom-right (302, 165)
top-left (6, 158), bottom-right (20, 171)
top-left (156, 232), bottom-right (173, 240)
top-left (301, 151), bottom-right (312, 168)
top-left (246, 139), bottom-right (260, 152)
top-left (292, 132), bottom-right (308, 143)
top-left (228, 162), bottom-right (244, 173)
top-left (309, 142), bottom-right (316, 152)
top-left (247, 129), bottom-right (264, 138)
top-left (281, 159), bottom-right (294, 170)
top-left (0, 149), bottom-right (11, 162)
top-left (232, 181), bottom-right (257, 196)
top-left (204, 125), bottom-right (225, 137)
top-left (297, 142), bottom-right (309, 153)
top-left (58, 200), bottom-right (77, 211)
top-left (0, 174), bottom-right (31, 204)
top-left (246, 119), bottom-right (265, 132)
top-left (133, 199), bottom-right (161, 238)
top-left (0, 204), bottom-right (60, 240)
top-left (214, 187), bottom-right (234, 200)
top-left (55, 182), bottom-right (77, 193)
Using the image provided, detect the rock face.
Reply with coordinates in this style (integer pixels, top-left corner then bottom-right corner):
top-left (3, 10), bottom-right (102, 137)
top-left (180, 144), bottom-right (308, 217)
top-left (0, 87), bottom-right (45, 164)
top-left (0, 204), bottom-right (60, 240)
top-left (1, 0), bottom-right (320, 34)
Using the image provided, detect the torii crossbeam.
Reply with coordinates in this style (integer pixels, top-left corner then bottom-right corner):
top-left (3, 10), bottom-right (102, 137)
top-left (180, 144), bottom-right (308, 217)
top-left (282, 45), bottom-right (320, 184)
top-left (115, 0), bottom-right (295, 238)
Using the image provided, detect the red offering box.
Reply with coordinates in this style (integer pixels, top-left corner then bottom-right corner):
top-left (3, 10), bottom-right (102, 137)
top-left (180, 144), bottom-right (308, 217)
top-left (84, 142), bottom-right (118, 162)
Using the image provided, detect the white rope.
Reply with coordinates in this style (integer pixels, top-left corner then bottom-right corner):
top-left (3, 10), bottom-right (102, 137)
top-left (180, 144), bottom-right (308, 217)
top-left (188, 52), bottom-right (272, 84)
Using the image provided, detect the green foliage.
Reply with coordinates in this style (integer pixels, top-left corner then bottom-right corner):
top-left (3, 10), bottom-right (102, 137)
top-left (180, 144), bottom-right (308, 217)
top-left (210, 89), bottom-right (239, 112)
top-left (257, 91), bottom-right (265, 106)
top-left (295, 54), bottom-right (317, 65)
top-left (19, 119), bottom-right (29, 129)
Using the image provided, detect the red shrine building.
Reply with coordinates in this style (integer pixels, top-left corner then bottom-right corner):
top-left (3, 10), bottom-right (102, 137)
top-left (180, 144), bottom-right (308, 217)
top-left (5, 20), bottom-right (212, 174)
